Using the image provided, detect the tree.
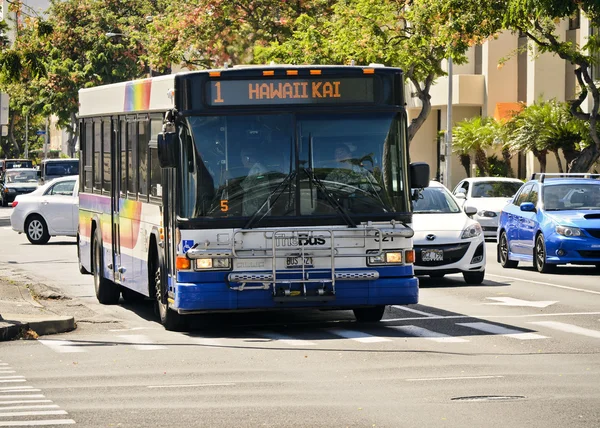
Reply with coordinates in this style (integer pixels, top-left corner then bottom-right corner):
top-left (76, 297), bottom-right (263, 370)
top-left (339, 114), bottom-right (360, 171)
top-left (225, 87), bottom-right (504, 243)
top-left (254, 0), bottom-right (501, 144)
top-left (502, 0), bottom-right (600, 172)
top-left (452, 116), bottom-right (499, 176)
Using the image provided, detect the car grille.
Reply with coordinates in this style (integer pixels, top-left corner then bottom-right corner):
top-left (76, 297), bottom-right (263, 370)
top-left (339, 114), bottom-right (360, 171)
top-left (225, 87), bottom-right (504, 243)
top-left (415, 243), bottom-right (471, 267)
top-left (481, 226), bottom-right (497, 232)
top-left (584, 229), bottom-right (600, 239)
top-left (577, 250), bottom-right (600, 258)
top-left (14, 188), bottom-right (36, 194)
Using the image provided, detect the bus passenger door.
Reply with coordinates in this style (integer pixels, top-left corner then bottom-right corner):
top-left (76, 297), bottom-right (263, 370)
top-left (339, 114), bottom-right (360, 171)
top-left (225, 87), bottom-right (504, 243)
top-left (111, 118), bottom-right (123, 283)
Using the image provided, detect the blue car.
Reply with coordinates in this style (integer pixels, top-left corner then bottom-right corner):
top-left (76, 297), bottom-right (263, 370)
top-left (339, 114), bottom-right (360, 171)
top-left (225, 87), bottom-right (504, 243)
top-left (497, 173), bottom-right (600, 273)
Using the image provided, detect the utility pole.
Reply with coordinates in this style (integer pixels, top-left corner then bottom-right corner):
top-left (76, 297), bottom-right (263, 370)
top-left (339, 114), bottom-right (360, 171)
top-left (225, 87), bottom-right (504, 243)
top-left (24, 113), bottom-right (28, 158)
top-left (43, 117), bottom-right (48, 160)
top-left (445, 56), bottom-right (453, 188)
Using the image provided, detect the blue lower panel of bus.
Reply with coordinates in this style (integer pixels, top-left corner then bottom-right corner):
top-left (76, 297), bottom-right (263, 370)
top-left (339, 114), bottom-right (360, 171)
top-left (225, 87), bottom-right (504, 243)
top-left (174, 266), bottom-right (418, 312)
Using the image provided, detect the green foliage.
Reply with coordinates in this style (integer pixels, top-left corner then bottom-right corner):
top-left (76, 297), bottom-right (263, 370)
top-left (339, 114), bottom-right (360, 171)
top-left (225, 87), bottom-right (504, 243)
top-left (487, 154), bottom-right (510, 177)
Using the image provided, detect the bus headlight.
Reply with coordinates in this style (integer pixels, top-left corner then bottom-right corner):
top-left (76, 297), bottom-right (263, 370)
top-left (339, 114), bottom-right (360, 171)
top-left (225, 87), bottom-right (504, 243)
top-left (367, 250), bottom-right (403, 265)
top-left (195, 258), bottom-right (231, 270)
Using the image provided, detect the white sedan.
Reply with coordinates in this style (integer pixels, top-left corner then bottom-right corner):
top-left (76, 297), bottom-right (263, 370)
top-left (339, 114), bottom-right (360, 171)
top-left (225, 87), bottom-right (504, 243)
top-left (10, 175), bottom-right (79, 245)
top-left (412, 181), bottom-right (486, 284)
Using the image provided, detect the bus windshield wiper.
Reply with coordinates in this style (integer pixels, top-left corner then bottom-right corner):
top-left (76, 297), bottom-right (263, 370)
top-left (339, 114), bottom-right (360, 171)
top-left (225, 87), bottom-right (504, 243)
top-left (243, 170), bottom-right (297, 229)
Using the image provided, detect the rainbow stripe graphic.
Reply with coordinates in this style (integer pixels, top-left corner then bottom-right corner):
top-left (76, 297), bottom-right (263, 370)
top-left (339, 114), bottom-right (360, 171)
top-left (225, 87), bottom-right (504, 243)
top-left (124, 79), bottom-right (152, 111)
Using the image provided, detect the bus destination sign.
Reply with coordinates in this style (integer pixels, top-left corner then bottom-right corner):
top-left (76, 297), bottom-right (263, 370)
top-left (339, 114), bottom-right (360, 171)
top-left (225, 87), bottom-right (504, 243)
top-left (207, 77), bottom-right (375, 106)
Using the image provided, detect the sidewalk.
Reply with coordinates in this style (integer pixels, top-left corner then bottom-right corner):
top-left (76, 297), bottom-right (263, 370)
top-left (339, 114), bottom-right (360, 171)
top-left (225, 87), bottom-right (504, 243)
top-left (0, 279), bottom-right (76, 341)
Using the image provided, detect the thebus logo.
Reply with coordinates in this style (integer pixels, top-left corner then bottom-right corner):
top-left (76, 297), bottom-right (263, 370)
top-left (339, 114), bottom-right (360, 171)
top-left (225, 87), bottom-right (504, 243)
top-left (275, 235), bottom-right (326, 247)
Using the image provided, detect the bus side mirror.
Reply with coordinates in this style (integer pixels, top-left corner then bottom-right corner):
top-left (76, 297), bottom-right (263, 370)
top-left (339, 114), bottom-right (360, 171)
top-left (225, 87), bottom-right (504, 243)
top-left (410, 162), bottom-right (430, 189)
top-left (157, 132), bottom-right (178, 168)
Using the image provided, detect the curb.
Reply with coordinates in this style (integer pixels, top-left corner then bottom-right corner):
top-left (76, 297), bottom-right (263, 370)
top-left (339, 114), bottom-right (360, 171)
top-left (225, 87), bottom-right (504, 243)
top-left (0, 315), bottom-right (76, 341)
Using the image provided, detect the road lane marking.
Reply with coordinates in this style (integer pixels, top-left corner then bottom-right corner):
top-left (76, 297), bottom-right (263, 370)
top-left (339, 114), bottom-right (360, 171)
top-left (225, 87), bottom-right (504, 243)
top-left (0, 387), bottom-right (35, 391)
top-left (0, 396), bottom-right (45, 399)
top-left (326, 328), bottom-right (391, 343)
top-left (485, 297), bottom-right (557, 308)
top-left (486, 273), bottom-right (600, 296)
top-left (251, 331), bottom-right (316, 346)
top-left (457, 322), bottom-right (547, 340)
top-left (0, 390), bottom-right (40, 393)
top-left (387, 325), bottom-right (469, 343)
top-left (147, 383), bottom-right (235, 389)
top-left (191, 338), bottom-right (224, 347)
top-left (38, 340), bottom-right (85, 353)
top-left (0, 420), bottom-right (75, 426)
top-left (405, 375), bottom-right (504, 382)
top-left (530, 321), bottom-right (600, 339)
top-left (0, 401), bottom-right (52, 405)
top-left (0, 405), bottom-right (59, 411)
top-left (382, 312), bottom-right (600, 323)
top-left (117, 335), bottom-right (167, 351)
top-left (391, 306), bottom-right (438, 317)
top-left (0, 410), bottom-right (67, 417)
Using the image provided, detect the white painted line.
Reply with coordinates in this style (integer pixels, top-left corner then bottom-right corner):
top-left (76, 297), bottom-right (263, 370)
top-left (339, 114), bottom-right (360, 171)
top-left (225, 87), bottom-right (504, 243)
top-left (0, 390), bottom-right (40, 394)
top-left (486, 273), bottom-right (600, 296)
top-left (391, 306), bottom-right (438, 317)
top-left (147, 383), bottom-right (235, 389)
top-left (0, 396), bottom-right (45, 399)
top-left (0, 400), bottom-right (52, 405)
top-left (0, 380), bottom-right (25, 384)
top-left (117, 335), bottom-right (167, 351)
top-left (0, 420), bottom-right (75, 426)
top-left (381, 312), bottom-right (600, 323)
top-left (0, 405), bottom-right (59, 411)
top-left (406, 375), bottom-right (504, 382)
top-left (0, 387), bottom-right (34, 391)
top-left (530, 321), bottom-right (600, 339)
top-left (0, 378), bottom-right (23, 381)
top-left (0, 365), bottom-right (8, 367)
top-left (251, 331), bottom-right (316, 346)
top-left (485, 297), bottom-right (557, 308)
top-left (388, 325), bottom-right (469, 343)
top-left (457, 322), bottom-right (547, 340)
top-left (38, 340), bottom-right (86, 353)
top-left (326, 328), bottom-right (391, 343)
top-left (0, 410), bottom-right (67, 417)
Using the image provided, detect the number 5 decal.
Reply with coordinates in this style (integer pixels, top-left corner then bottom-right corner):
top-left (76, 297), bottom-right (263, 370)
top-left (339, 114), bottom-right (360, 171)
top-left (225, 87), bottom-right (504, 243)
top-left (220, 200), bottom-right (229, 212)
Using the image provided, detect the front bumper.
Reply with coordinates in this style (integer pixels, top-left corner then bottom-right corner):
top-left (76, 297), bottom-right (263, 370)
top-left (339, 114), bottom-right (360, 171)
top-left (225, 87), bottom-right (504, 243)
top-left (473, 215), bottom-right (499, 238)
top-left (544, 233), bottom-right (600, 265)
top-left (414, 238), bottom-right (486, 275)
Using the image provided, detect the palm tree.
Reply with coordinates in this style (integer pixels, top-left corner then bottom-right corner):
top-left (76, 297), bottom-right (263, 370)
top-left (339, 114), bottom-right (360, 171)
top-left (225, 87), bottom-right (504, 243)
top-left (452, 116), bottom-right (498, 176)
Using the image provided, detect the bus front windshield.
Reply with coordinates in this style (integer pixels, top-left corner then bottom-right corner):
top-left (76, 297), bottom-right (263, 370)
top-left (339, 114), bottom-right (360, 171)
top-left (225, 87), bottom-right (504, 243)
top-left (179, 112), bottom-right (409, 225)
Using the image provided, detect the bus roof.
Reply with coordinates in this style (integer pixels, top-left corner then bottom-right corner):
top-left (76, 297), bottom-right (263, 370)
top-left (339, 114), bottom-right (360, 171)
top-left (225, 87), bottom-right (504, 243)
top-left (78, 65), bottom-right (403, 117)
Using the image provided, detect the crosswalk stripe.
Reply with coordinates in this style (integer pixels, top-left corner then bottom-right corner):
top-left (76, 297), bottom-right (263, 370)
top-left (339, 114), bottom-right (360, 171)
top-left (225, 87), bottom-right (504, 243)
top-left (529, 321), bottom-right (600, 339)
top-left (0, 420), bottom-right (76, 426)
top-left (457, 322), bottom-right (547, 340)
top-left (0, 405), bottom-right (59, 411)
top-left (0, 388), bottom-right (34, 391)
top-left (0, 390), bottom-right (40, 394)
top-left (117, 335), bottom-right (167, 351)
top-left (252, 331), bottom-right (316, 346)
top-left (387, 325), bottom-right (469, 343)
top-left (326, 328), bottom-right (391, 343)
top-left (0, 401), bottom-right (52, 405)
top-left (0, 409), bottom-right (67, 417)
top-left (38, 340), bottom-right (86, 353)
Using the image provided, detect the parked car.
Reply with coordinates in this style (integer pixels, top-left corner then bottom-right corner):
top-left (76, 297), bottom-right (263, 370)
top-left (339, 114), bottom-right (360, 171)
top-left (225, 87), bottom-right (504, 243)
top-left (10, 175), bottom-right (79, 244)
top-left (0, 168), bottom-right (40, 207)
top-left (39, 158), bottom-right (79, 184)
top-left (452, 177), bottom-right (523, 239)
top-left (412, 181), bottom-right (486, 284)
top-left (497, 173), bottom-right (600, 273)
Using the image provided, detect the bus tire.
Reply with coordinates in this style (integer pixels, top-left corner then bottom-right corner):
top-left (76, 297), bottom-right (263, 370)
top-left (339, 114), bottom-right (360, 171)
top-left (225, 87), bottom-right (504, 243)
top-left (152, 251), bottom-right (187, 331)
top-left (92, 228), bottom-right (120, 304)
top-left (353, 306), bottom-right (385, 322)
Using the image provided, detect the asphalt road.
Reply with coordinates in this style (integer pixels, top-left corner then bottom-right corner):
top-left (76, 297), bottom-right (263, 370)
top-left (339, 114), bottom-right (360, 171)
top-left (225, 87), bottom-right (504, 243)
top-left (1, 206), bottom-right (599, 428)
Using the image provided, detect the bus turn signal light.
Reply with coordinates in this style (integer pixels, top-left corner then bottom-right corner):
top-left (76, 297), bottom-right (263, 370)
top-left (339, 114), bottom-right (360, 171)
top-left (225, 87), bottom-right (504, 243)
top-left (176, 256), bottom-right (191, 271)
top-left (404, 250), bottom-right (415, 264)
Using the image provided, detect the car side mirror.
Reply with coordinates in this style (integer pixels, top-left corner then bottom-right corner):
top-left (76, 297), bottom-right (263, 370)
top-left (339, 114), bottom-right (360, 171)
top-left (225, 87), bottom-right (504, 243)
top-left (464, 205), bottom-right (477, 216)
top-left (454, 192), bottom-right (466, 200)
top-left (520, 202), bottom-right (536, 212)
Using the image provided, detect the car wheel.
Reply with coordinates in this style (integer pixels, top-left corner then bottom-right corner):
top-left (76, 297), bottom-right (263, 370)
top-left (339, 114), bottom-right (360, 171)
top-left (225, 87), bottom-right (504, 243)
top-left (463, 270), bottom-right (485, 284)
top-left (92, 228), bottom-right (120, 304)
top-left (353, 306), bottom-right (386, 322)
top-left (25, 215), bottom-right (50, 245)
top-left (534, 234), bottom-right (556, 274)
top-left (152, 252), bottom-right (187, 331)
top-left (499, 231), bottom-right (518, 268)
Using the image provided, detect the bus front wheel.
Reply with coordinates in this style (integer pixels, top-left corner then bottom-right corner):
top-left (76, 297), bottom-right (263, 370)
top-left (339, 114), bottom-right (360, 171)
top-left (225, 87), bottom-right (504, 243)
top-left (153, 253), bottom-right (187, 331)
top-left (353, 306), bottom-right (385, 322)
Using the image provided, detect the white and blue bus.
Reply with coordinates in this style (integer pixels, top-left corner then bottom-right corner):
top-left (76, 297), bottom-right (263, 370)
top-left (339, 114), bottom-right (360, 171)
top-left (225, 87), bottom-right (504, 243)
top-left (77, 65), bottom-right (429, 330)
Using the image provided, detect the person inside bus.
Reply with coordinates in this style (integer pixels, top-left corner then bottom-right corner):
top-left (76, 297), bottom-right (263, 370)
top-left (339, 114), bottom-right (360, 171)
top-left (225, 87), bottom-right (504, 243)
top-left (240, 147), bottom-right (270, 216)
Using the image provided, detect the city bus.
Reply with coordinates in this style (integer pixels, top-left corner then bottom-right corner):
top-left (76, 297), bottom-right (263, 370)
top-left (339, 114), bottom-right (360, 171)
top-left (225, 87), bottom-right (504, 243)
top-left (77, 65), bottom-right (429, 330)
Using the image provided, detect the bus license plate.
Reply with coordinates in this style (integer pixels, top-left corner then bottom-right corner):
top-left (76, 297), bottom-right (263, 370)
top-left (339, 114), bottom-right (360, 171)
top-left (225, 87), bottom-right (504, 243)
top-left (286, 257), bottom-right (313, 268)
top-left (422, 249), bottom-right (443, 262)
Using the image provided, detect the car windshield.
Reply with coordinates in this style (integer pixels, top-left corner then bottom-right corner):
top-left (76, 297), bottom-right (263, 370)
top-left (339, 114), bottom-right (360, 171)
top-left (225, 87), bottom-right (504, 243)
top-left (472, 181), bottom-right (522, 198)
top-left (179, 112), bottom-right (409, 224)
top-left (413, 186), bottom-right (461, 214)
top-left (5, 170), bottom-right (38, 183)
top-left (543, 183), bottom-right (600, 211)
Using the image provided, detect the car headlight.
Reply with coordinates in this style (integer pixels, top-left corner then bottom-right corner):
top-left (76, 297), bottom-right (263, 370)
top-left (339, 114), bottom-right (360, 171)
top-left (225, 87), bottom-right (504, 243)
top-left (461, 223), bottom-right (482, 239)
top-left (555, 225), bottom-right (582, 237)
top-left (477, 210), bottom-right (497, 218)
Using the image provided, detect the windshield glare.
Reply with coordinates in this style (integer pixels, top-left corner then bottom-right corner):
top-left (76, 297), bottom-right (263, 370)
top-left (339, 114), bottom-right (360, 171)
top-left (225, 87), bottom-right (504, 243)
top-left (179, 112), bottom-right (408, 223)
top-left (543, 183), bottom-right (600, 211)
top-left (5, 170), bottom-right (38, 183)
top-left (472, 181), bottom-right (522, 198)
top-left (413, 187), bottom-right (461, 213)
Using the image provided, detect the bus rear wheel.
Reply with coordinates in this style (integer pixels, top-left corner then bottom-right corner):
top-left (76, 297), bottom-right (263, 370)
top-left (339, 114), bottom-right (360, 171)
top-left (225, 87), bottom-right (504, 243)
top-left (353, 306), bottom-right (385, 322)
top-left (153, 254), bottom-right (187, 331)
